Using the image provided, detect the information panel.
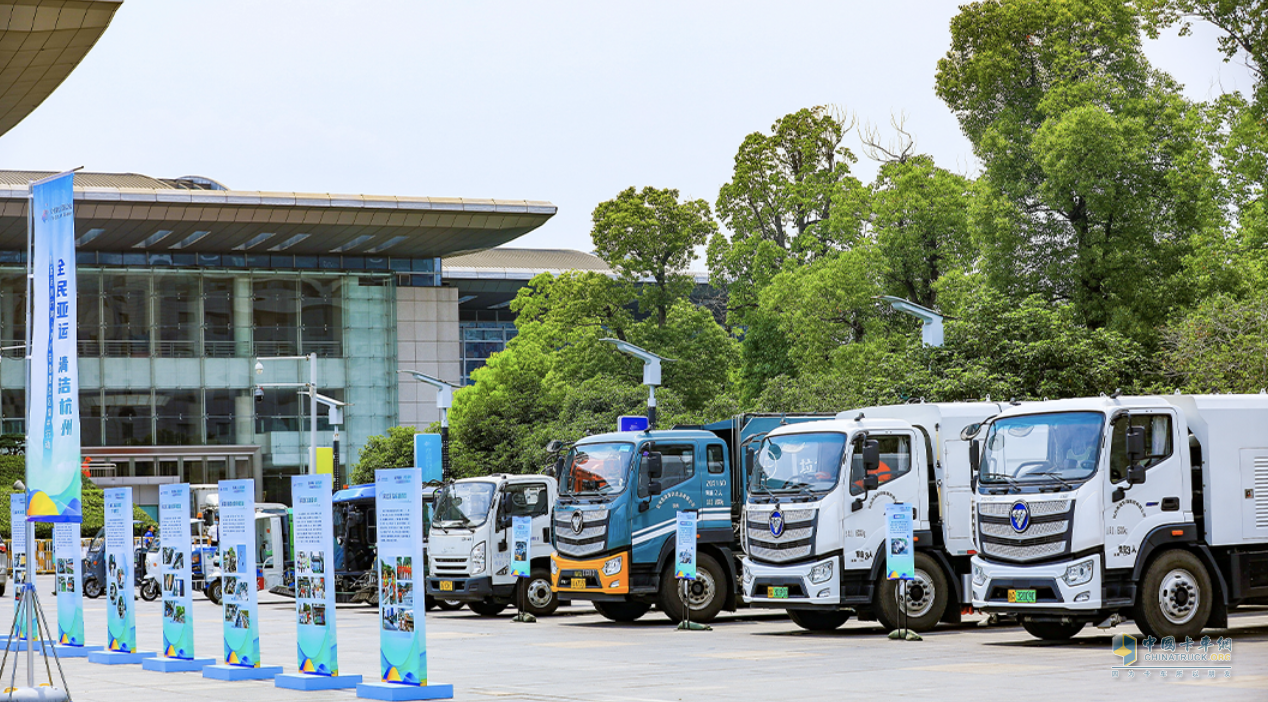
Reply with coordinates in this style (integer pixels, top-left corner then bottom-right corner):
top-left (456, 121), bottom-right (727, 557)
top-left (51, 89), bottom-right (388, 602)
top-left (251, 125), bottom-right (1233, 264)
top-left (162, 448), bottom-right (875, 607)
top-left (53, 522), bottom-right (84, 646)
top-left (376, 468), bottom-right (426, 685)
top-left (292, 474), bottom-right (339, 676)
top-left (510, 516), bottom-right (530, 579)
top-left (104, 487), bottom-right (136, 652)
top-left (218, 479), bottom-right (260, 667)
top-left (10, 493), bottom-right (26, 639)
top-left (159, 483), bottom-right (195, 659)
top-left (885, 503), bottom-right (915, 581)
top-left (675, 511), bottom-right (697, 580)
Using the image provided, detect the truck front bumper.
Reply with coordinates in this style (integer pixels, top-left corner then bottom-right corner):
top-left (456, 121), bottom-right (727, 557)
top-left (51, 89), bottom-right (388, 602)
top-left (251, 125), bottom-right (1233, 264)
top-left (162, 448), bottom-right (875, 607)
top-left (971, 555), bottom-right (1103, 613)
top-left (550, 551), bottom-right (628, 595)
top-left (425, 575), bottom-right (514, 602)
top-left (742, 556), bottom-right (840, 607)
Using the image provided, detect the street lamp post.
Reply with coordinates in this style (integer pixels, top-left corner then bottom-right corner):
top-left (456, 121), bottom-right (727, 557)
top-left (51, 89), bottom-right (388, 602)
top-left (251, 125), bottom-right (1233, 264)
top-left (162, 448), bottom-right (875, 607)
top-left (256, 353), bottom-right (318, 475)
top-left (398, 370), bottom-right (457, 481)
top-left (599, 339), bottom-right (672, 430)
top-left (877, 296), bottom-right (945, 347)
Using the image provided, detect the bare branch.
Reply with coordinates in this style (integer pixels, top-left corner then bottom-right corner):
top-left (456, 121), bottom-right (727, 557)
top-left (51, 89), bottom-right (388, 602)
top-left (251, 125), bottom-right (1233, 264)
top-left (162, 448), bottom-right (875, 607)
top-left (860, 112), bottom-right (916, 163)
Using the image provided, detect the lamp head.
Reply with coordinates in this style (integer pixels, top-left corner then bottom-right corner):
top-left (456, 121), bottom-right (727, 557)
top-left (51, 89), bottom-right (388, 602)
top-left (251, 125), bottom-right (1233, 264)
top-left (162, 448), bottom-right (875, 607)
top-left (254, 361), bottom-right (264, 375)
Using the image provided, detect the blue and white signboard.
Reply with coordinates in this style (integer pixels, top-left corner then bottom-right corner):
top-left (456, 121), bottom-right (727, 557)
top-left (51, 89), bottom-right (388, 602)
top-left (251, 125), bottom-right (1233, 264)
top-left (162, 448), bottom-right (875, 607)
top-left (54, 522), bottom-right (84, 646)
top-left (104, 488), bottom-right (137, 652)
top-left (10, 493), bottom-right (27, 640)
top-left (27, 171), bottom-right (82, 523)
top-left (292, 474), bottom-right (341, 677)
top-left (674, 511), bottom-right (697, 581)
top-left (218, 479), bottom-right (261, 667)
top-left (414, 435), bottom-right (442, 484)
top-left (375, 468), bottom-right (426, 684)
top-left (159, 484), bottom-right (195, 659)
top-left (885, 504), bottom-right (915, 581)
top-left (510, 516), bottom-right (531, 579)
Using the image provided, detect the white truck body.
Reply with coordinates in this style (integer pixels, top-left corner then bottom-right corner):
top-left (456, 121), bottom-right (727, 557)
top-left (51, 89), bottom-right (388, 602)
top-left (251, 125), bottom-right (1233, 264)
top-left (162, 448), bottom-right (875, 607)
top-left (425, 474), bottom-right (560, 615)
top-left (741, 402), bottom-right (1007, 630)
top-left (969, 394), bottom-right (1268, 639)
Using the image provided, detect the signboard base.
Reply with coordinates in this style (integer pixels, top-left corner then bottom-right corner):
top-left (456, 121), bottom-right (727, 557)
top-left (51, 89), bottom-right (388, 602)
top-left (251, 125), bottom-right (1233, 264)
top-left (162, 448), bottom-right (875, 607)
top-left (276, 673), bottom-right (364, 690)
top-left (88, 650), bottom-right (154, 665)
top-left (44, 645), bottom-right (101, 658)
top-left (4, 639), bottom-right (40, 652)
top-left (142, 656), bottom-right (214, 673)
top-left (356, 682), bottom-right (454, 701)
top-left (203, 664), bottom-right (284, 680)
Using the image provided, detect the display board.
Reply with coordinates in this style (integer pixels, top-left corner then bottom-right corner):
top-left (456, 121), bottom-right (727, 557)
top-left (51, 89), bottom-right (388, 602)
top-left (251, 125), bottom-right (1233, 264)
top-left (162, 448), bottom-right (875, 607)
top-left (675, 511), bottom-right (697, 580)
top-left (292, 474), bottom-right (340, 676)
top-left (885, 503), bottom-right (915, 581)
top-left (104, 487), bottom-right (136, 652)
top-left (218, 479), bottom-right (261, 667)
top-left (375, 468), bottom-right (426, 685)
top-left (53, 522), bottom-right (84, 645)
top-left (159, 483), bottom-right (195, 659)
top-left (510, 516), bottom-right (530, 579)
top-left (10, 493), bottom-right (26, 639)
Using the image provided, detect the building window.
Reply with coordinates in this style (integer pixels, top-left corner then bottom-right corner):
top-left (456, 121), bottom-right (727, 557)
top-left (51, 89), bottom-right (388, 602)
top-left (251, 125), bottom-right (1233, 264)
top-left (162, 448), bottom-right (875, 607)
top-left (253, 278), bottom-right (299, 356)
top-left (102, 274), bottom-right (151, 357)
top-left (154, 275), bottom-right (200, 358)
top-left (301, 278), bottom-right (342, 357)
top-left (103, 390), bottom-right (153, 446)
top-left (459, 321), bottom-right (517, 384)
top-left (155, 389), bottom-right (201, 445)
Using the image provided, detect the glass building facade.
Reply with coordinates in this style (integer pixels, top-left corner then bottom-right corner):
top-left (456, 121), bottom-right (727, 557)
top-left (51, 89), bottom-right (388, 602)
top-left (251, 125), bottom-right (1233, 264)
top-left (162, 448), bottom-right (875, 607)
top-left (0, 263), bottom-right (407, 502)
top-left (459, 319), bottom-right (517, 385)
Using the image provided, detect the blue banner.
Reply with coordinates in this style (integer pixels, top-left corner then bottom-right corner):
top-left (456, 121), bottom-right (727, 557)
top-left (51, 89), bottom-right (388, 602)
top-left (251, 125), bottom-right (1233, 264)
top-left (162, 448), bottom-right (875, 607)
top-left (376, 468), bottom-right (426, 685)
top-left (159, 484), bottom-right (195, 659)
top-left (885, 504), bottom-right (915, 581)
top-left (218, 479), bottom-right (261, 667)
top-left (292, 474), bottom-right (340, 676)
top-left (54, 522), bottom-right (84, 646)
top-left (414, 435), bottom-right (442, 483)
top-left (510, 516), bottom-right (531, 579)
top-left (104, 488), bottom-right (136, 652)
top-left (675, 511), bottom-right (697, 580)
top-left (10, 494), bottom-right (27, 640)
top-left (27, 171), bottom-right (81, 523)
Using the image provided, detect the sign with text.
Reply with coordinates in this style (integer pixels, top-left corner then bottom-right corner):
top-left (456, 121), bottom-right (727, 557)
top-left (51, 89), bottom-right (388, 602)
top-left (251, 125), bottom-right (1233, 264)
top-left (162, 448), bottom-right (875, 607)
top-left (376, 468), bottom-right (426, 685)
top-left (104, 488), bottom-right (136, 652)
top-left (675, 511), bottom-right (697, 580)
top-left (218, 479), bottom-right (261, 667)
top-left (415, 435), bottom-right (442, 484)
top-left (27, 171), bottom-right (81, 523)
top-left (10, 494), bottom-right (27, 639)
top-left (159, 484), bottom-right (195, 659)
top-left (292, 474), bottom-right (340, 676)
top-left (53, 522), bottom-right (84, 646)
top-left (885, 503), bottom-right (915, 581)
top-left (510, 516), bottom-right (531, 579)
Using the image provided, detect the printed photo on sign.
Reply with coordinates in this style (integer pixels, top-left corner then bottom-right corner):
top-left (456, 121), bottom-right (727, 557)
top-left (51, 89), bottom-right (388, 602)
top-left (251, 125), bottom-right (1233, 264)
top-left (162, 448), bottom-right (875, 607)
top-left (171, 551), bottom-right (183, 570)
top-left (313, 604), bottom-right (326, 626)
top-left (311, 552), bottom-right (324, 574)
top-left (224, 604), bottom-right (239, 623)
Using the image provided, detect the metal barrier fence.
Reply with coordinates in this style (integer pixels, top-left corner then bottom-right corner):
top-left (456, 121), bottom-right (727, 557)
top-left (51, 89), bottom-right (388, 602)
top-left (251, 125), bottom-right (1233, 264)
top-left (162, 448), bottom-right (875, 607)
top-left (2, 536), bottom-right (211, 574)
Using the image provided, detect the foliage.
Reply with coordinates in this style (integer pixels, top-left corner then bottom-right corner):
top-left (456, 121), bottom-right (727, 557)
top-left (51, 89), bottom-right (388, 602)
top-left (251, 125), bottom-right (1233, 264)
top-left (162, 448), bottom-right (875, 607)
top-left (1138, 0), bottom-right (1267, 110)
top-left (349, 426), bottom-right (421, 486)
top-left (0, 456), bottom-right (154, 539)
top-left (1160, 292), bottom-right (1268, 392)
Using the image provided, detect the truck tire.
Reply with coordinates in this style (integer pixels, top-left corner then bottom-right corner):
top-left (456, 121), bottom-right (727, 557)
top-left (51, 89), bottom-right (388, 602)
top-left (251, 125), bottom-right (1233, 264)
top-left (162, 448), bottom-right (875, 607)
top-left (875, 552), bottom-right (949, 633)
top-left (593, 601), bottom-right (650, 622)
top-left (1020, 618), bottom-right (1085, 640)
top-left (435, 599), bottom-right (464, 612)
top-left (425, 595), bottom-right (436, 611)
top-left (788, 609), bottom-right (851, 632)
top-left (1133, 549), bottom-right (1213, 640)
top-left (205, 579), bottom-right (222, 605)
top-left (659, 552), bottom-right (727, 624)
top-left (469, 599), bottom-right (508, 617)
top-left (520, 568), bottom-right (560, 617)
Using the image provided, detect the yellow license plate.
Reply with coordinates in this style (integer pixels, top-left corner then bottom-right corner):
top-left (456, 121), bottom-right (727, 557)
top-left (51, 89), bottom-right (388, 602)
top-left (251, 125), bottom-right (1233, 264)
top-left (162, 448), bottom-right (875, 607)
top-left (569, 578), bottom-right (586, 589)
top-left (767, 586), bottom-right (789, 599)
top-left (1008, 588), bottom-right (1036, 604)
top-left (439, 581), bottom-right (454, 592)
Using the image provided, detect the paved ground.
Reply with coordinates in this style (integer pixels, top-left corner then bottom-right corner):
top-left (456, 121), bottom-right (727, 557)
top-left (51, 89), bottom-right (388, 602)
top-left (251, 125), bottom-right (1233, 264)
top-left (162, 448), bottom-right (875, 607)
top-left (5, 574), bottom-right (1267, 701)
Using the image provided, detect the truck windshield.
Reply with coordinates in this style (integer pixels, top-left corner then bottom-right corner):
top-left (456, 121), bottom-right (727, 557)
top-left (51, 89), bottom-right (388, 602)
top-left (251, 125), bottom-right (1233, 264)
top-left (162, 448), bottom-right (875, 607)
top-left (561, 442), bottom-right (634, 496)
top-left (432, 482), bottom-right (496, 527)
top-left (751, 432), bottom-right (847, 495)
top-left (979, 412), bottom-right (1104, 489)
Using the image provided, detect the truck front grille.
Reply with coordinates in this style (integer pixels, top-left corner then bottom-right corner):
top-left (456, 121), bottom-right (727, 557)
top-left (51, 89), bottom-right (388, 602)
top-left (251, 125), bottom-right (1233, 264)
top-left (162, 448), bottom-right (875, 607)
top-left (977, 499), bottom-right (1074, 564)
top-left (745, 507), bottom-right (816, 564)
top-left (430, 556), bottom-right (468, 577)
top-left (555, 509), bottom-right (609, 559)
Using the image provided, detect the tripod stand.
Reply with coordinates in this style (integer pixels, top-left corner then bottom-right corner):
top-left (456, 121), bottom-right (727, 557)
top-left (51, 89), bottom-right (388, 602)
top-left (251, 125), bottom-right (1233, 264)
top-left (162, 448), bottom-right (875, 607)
top-left (0, 521), bottom-right (71, 701)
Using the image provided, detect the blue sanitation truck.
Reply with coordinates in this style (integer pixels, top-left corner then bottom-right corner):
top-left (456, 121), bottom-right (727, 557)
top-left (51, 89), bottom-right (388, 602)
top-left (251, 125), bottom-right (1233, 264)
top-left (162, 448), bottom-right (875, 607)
top-left (550, 414), bottom-right (828, 623)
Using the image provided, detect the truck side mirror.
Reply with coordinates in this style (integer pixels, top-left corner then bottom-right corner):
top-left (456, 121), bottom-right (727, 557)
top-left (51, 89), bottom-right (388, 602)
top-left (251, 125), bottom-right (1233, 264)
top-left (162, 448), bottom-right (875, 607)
top-left (547, 456), bottom-right (563, 479)
top-left (969, 440), bottom-right (980, 473)
top-left (744, 447), bottom-right (755, 479)
top-left (863, 474), bottom-right (879, 492)
top-left (862, 439), bottom-right (880, 475)
top-left (648, 480), bottom-right (663, 497)
top-left (646, 452), bottom-right (663, 480)
top-left (1126, 426), bottom-right (1146, 464)
top-left (545, 440), bottom-right (563, 453)
top-left (1127, 464), bottom-right (1147, 485)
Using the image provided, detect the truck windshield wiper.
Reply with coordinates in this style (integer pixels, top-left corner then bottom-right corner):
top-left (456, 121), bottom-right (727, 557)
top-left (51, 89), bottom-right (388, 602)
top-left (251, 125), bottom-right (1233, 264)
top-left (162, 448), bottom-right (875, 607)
top-left (983, 473), bottom-right (1022, 493)
top-left (749, 477), bottom-right (779, 504)
top-left (1031, 471), bottom-right (1074, 490)
top-left (781, 481), bottom-right (817, 501)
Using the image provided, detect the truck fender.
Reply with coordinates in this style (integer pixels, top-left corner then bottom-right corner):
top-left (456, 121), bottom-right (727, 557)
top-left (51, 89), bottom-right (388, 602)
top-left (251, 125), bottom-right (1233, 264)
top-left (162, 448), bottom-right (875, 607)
top-left (866, 540), bottom-right (961, 623)
top-left (1130, 524), bottom-right (1229, 606)
top-left (654, 540), bottom-right (739, 612)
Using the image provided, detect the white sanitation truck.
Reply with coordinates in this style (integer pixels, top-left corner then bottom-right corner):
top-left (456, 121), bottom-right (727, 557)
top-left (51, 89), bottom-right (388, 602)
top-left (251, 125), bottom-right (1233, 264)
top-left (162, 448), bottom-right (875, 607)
top-left (424, 474), bottom-right (560, 617)
top-left (969, 394), bottom-right (1268, 640)
top-left (742, 402), bottom-right (1009, 631)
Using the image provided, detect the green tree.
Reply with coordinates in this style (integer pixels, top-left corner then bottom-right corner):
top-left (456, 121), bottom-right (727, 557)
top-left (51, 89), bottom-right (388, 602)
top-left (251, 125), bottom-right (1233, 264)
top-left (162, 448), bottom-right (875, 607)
top-left (1160, 291), bottom-right (1268, 392)
top-left (710, 107), bottom-right (868, 324)
top-left (1138, 0), bottom-right (1267, 110)
top-left (591, 187), bottom-right (717, 327)
top-left (349, 426), bottom-right (420, 485)
top-left (936, 0), bottom-right (1218, 340)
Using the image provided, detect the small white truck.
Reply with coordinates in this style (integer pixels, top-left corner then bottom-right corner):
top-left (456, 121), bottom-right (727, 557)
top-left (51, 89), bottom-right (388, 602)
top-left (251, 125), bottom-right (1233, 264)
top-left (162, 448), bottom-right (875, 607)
top-left (969, 394), bottom-right (1268, 640)
top-left (742, 402), bottom-right (1008, 631)
top-left (424, 474), bottom-right (560, 617)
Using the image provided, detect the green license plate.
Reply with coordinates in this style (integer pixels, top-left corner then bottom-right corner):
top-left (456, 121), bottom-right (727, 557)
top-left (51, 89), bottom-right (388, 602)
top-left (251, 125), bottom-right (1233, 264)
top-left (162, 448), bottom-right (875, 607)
top-left (1008, 588), bottom-right (1036, 604)
top-left (767, 586), bottom-right (789, 599)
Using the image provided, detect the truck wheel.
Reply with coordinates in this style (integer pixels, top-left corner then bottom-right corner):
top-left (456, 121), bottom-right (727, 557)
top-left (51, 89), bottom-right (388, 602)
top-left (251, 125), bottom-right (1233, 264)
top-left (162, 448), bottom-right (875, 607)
top-left (205, 579), bottom-right (222, 605)
top-left (468, 599), bottom-right (508, 617)
top-left (520, 568), bottom-right (559, 616)
top-left (1133, 549), bottom-right (1213, 640)
top-left (788, 609), bottom-right (851, 632)
top-left (425, 595), bottom-right (436, 611)
top-left (875, 552), bottom-right (948, 633)
top-left (659, 552), bottom-right (727, 624)
top-left (1020, 618), bottom-right (1085, 640)
top-left (435, 599), bottom-right (464, 611)
top-left (593, 601), bottom-right (650, 622)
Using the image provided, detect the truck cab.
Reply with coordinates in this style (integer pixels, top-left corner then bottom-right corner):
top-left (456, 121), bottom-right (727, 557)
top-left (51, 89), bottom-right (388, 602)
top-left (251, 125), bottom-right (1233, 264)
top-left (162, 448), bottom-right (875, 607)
top-left (425, 474), bottom-right (560, 617)
top-left (740, 402), bottom-right (1005, 631)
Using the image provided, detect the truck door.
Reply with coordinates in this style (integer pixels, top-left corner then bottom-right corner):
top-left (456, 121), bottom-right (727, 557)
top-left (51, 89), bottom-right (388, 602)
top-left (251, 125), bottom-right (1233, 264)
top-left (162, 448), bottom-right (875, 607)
top-left (634, 442), bottom-right (698, 564)
top-left (844, 433), bottom-right (916, 570)
top-left (941, 438), bottom-right (974, 554)
top-left (1103, 411), bottom-right (1184, 570)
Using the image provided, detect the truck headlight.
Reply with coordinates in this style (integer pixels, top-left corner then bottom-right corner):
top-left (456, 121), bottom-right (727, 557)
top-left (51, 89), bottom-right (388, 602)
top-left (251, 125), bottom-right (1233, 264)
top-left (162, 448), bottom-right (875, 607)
top-left (603, 556), bottom-right (622, 576)
top-left (742, 564), bottom-right (753, 585)
top-left (1062, 559), bottom-right (1094, 587)
top-left (470, 542), bottom-right (486, 575)
top-left (972, 563), bottom-right (987, 586)
top-left (551, 559), bottom-right (558, 575)
top-left (809, 560), bottom-right (834, 585)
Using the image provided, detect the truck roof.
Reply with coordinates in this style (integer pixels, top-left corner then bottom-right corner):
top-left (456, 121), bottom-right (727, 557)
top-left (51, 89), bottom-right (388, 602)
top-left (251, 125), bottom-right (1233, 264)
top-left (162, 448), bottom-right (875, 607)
top-left (990, 395), bottom-right (1176, 420)
top-left (576, 429), bottom-right (721, 445)
top-left (839, 401), bottom-right (1010, 432)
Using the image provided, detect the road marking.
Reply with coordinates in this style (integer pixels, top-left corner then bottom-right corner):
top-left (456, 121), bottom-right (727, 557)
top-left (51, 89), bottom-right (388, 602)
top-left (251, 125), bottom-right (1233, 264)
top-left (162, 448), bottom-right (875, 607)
top-left (905, 663), bottom-right (1056, 674)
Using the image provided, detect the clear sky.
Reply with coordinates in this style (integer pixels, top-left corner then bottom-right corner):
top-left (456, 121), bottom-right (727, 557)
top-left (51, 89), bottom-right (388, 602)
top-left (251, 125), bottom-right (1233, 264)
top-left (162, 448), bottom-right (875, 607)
top-left (0, 1), bottom-right (1255, 256)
